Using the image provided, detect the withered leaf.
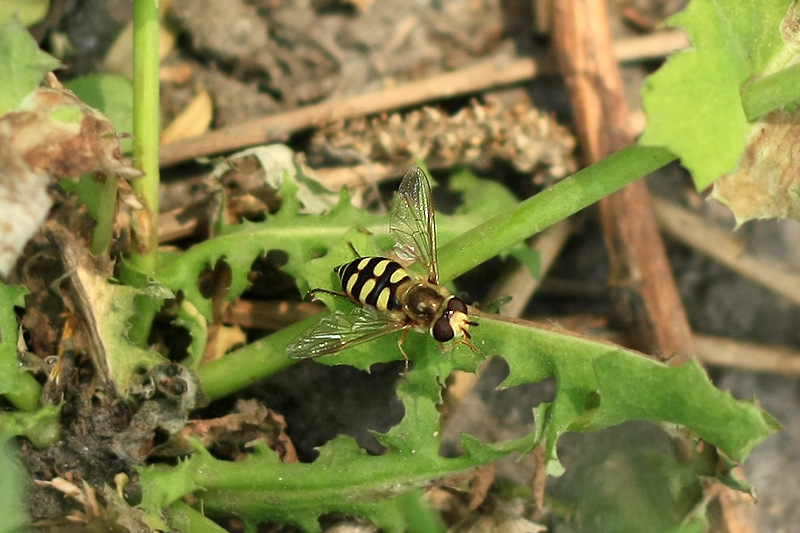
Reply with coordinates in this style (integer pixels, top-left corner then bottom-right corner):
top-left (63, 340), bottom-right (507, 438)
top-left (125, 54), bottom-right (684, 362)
top-left (0, 73), bottom-right (141, 276)
top-left (711, 108), bottom-right (800, 225)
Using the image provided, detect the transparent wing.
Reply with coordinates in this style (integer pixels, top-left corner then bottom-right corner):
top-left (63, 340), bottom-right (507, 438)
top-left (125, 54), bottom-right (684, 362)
top-left (389, 167), bottom-right (438, 283)
top-left (286, 306), bottom-right (407, 359)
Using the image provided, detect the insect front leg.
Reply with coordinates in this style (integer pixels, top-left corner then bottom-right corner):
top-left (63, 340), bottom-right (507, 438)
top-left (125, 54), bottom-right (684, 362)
top-left (347, 241), bottom-right (362, 258)
top-left (439, 336), bottom-right (479, 354)
top-left (455, 337), bottom-right (479, 353)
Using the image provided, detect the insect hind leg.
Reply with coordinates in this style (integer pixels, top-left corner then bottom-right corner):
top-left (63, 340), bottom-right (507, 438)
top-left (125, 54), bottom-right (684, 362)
top-left (308, 287), bottom-right (350, 301)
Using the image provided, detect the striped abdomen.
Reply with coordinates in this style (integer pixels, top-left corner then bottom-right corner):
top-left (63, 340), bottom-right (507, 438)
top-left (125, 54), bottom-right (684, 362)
top-left (336, 257), bottom-right (411, 311)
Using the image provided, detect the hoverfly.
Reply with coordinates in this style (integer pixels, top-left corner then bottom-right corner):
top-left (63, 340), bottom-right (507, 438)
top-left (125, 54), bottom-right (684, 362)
top-left (286, 167), bottom-right (478, 365)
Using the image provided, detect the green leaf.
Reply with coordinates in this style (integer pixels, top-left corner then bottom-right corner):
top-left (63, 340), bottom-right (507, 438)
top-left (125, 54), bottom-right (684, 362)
top-left (140, 388), bottom-right (509, 532)
top-left (552, 423), bottom-right (707, 533)
top-left (507, 246), bottom-right (540, 279)
top-left (66, 74), bottom-right (134, 153)
top-left (0, 403), bottom-right (61, 448)
top-left (0, 282), bottom-right (41, 411)
top-left (640, 0), bottom-right (796, 190)
top-left (185, 164), bottom-right (776, 529)
top-left (0, 0), bottom-right (50, 27)
top-left (450, 167), bottom-right (519, 219)
top-left (157, 173), bottom-right (499, 325)
top-left (0, 16), bottom-right (60, 115)
top-left (174, 300), bottom-right (208, 370)
top-left (96, 283), bottom-right (169, 396)
top-left (186, 308), bottom-right (776, 528)
top-left (485, 315), bottom-right (777, 473)
top-left (138, 457), bottom-right (206, 512)
top-left (0, 442), bottom-right (29, 531)
top-left (586, 354), bottom-right (781, 462)
top-left (401, 490), bottom-right (447, 533)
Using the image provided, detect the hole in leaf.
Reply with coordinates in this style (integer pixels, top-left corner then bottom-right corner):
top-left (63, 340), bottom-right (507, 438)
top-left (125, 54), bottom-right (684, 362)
top-left (584, 390), bottom-right (601, 411)
top-left (197, 258), bottom-right (232, 300)
top-left (245, 251), bottom-right (296, 300)
top-left (150, 298), bottom-right (192, 363)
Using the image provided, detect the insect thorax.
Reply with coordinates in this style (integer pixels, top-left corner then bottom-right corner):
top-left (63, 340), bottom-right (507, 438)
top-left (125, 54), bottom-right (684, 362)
top-left (402, 283), bottom-right (449, 323)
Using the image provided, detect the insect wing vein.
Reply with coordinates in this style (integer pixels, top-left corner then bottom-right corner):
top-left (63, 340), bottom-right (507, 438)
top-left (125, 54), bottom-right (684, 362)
top-left (389, 167), bottom-right (439, 282)
top-left (286, 306), bottom-right (405, 359)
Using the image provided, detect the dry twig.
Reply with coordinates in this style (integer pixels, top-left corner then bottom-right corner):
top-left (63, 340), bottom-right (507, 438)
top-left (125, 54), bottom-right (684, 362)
top-left (653, 196), bottom-right (800, 308)
top-left (159, 31), bottom-right (687, 167)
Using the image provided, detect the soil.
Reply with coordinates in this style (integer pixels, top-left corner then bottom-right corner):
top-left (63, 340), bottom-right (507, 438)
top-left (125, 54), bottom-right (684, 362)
top-left (10, 0), bottom-right (800, 531)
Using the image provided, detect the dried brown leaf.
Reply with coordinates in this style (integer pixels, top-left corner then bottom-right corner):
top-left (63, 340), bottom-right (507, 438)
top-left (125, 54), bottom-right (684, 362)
top-left (469, 462), bottom-right (496, 510)
top-left (711, 108), bottom-right (800, 225)
top-left (174, 399), bottom-right (299, 463)
top-left (0, 74), bottom-right (140, 276)
top-left (160, 88), bottom-right (213, 144)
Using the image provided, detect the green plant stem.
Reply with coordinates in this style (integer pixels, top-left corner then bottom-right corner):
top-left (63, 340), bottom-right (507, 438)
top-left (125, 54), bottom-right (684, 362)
top-left (131, 0), bottom-right (160, 272)
top-left (166, 501), bottom-right (229, 532)
top-left (126, 0), bottom-right (162, 344)
top-left (90, 173), bottom-right (119, 256)
top-left (144, 442), bottom-right (505, 519)
top-left (741, 62), bottom-right (800, 121)
top-left (197, 319), bottom-right (305, 401)
top-left (437, 144), bottom-right (677, 283)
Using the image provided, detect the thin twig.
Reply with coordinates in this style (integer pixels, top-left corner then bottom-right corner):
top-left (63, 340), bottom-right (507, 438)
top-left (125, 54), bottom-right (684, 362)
top-left (484, 219), bottom-right (575, 318)
top-left (221, 300), bottom-right (324, 330)
top-left (549, 314), bottom-right (800, 377)
top-left (653, 196), bottom-right (800, 308)
top-left (159, 31), bottom-right (687, 167)
top-left (694, 334), bottom-right (800, 377)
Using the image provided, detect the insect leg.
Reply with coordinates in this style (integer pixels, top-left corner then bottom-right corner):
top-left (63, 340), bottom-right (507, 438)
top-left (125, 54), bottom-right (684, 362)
top-left (347, 241), bottom-right (361, 258)
top-left (439, 336), bottom-right (479, 354)
top-left (456, 338), bottom-right (479, 353)
top-left (397, 327), bottom-right (412, 374)
top-left (308, 287), bottom-right (350, 300)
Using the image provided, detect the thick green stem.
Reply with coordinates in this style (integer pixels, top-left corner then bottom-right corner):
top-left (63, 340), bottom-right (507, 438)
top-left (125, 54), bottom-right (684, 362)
top-left (742, 63), bottom-right (800, 121)
top-left (131, 0), bottom-right (160, 271)
top-left (126, 0), bottom-right (161, 344)
top-left (437, 145), bottom-right (677, 283)
top-left (166, 501), bottom-right (229, 532)
top-left (198, 319), bottom-right (304, 401)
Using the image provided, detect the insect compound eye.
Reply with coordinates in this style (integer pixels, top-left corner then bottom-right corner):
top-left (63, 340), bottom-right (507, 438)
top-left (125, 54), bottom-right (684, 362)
top-left (432, 315), bottom-right (455, 342)
top-left (447, 297), bottom-right (468, 314)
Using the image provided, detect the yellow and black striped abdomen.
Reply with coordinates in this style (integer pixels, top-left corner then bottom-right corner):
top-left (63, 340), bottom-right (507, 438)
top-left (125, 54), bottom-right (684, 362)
top-left (336, 257), bottom-right (411, 311)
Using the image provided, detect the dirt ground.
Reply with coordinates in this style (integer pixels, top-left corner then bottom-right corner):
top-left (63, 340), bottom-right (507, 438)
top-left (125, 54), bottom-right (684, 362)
top-left (13, 0), bottom-right (800, 531)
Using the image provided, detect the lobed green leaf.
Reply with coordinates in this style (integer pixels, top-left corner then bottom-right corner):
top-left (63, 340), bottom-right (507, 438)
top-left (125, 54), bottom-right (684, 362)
top-left (0, 16), bottom-right (60, 115)
top-left (0, 283), bottom-right (41, 411)
top-left (640, 0), bottom-right (798, 190)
